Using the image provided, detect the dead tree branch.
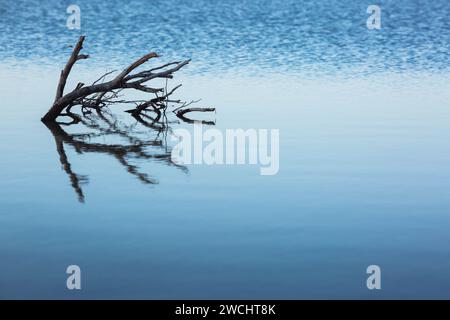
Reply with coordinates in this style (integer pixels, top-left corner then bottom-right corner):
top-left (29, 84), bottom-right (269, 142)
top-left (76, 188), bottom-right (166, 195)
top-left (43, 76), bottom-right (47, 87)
top-left (43, 36), bottom-right (217, 202)
top-left (42, 36), bottom-right (214, 123)
top-left (175, 107), bottom-right (216, 125)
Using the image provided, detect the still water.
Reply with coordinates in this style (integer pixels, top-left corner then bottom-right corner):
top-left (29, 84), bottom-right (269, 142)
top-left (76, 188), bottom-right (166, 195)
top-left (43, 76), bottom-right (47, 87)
top-left (0, 0), bottom-right (450, 299)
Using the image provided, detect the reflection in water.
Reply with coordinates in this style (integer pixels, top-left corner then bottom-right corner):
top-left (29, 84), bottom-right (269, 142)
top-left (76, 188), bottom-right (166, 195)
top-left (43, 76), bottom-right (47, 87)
top-left (45, 106), bottom-right (213, 203)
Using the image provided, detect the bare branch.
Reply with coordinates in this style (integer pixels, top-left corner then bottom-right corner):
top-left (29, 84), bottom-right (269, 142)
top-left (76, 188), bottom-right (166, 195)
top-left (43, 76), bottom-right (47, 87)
top-left (54, 35), bottom-right (87, 103)
top-left (175, 107), bottom-right (216, 125)
top-left (92, 70), bottom-right (117, 85)
top-left (115, 52), bottom-right (159, 81)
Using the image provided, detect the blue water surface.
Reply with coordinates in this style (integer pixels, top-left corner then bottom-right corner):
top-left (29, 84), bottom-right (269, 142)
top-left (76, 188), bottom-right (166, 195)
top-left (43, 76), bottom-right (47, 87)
top-left (0, 0), bottom-right (450, 299)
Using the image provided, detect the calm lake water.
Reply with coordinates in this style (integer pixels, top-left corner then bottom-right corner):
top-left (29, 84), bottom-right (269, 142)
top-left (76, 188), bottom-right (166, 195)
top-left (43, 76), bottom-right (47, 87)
top-left (0, 0), bottom-right (450, 299)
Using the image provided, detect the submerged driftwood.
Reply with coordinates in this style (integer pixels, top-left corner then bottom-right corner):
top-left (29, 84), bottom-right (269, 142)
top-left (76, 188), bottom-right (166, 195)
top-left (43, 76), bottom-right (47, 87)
top-left (45, 107), bottom-right (188, 203)
top-left (42, 36), bottom-right (215, 202)
top-left (41, 35), bottom-right (214, 124)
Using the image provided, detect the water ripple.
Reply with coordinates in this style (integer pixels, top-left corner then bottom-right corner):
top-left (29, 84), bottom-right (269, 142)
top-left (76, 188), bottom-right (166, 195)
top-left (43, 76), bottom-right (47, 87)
top-left (0, 0), bottom-right (449, 76)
